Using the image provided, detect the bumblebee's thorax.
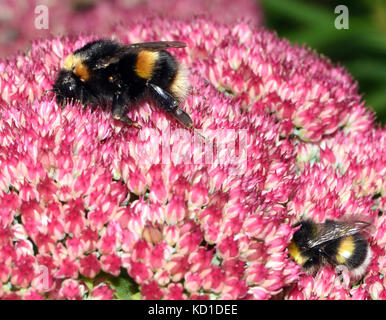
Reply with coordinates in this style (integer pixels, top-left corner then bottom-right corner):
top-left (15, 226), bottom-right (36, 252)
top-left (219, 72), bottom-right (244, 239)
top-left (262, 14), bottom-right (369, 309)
top-left (63, 54), bottom-right (91, 82)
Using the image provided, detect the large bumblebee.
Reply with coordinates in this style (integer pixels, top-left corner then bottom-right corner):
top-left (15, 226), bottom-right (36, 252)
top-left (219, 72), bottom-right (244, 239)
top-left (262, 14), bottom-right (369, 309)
top-left (53, 39), bottom-right (193, 129)
top-left (288, 219), bottom-right (372, 278)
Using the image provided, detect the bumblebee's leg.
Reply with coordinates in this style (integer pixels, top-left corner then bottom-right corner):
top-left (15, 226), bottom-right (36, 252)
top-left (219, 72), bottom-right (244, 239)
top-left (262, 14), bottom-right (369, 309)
top-left (148, 83), bottom-right (178, 112)
top-left (111, 93), bottom-right (141, 128)
top-left (302, 255), bottom-right (321, 275)
top-left (303, 257), bottom-right (317, 270)
top-left (148, 83), bottom-right (193, 129)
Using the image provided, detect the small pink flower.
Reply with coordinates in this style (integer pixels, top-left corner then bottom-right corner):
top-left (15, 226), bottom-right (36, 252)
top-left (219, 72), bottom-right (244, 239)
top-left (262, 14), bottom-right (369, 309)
top-left (249, 287), bottom-right (270, 300)
top-left (63, 198), bottom-right (86, 237)
top-left (217, 236), bottom-right (239, 259)
top-left (100, 254), bottom-right (122, 277)
top-left (190, 293), bottom-right (210, 300)
top-left (153, 269), bottom-right (171, 286)
top-left (364, 274), bottom-right (385, 300)
top-left (165, 254), bottom-right (191, 282)
top-left (79, 253), bottom-right (101, 278)
top-left (201, 266), bottom-right (226, 293)
top-left (66, 237), bottom-right (83, 259)
top-left (350, 287), bottom-right (370, 300)
top-left (59, 279), bottom-right (86, 300)
top-left (177, 224), bottom-right (202, 255)
top-left (132, 239), bottom-right (152, 262)
top-left (163, 225), bottom-right (180, 246)
top-left (36, 176), bottom-right (57, 203)
top-left (329, 287), bottom-right (350, 300)
top-left (149, 242), bottom-right (166, 269)
top-left (80, 227), bottom-right (99, 252)
top-left (88, 209), bottom-right (110, 231)
top-left (188, 248), bottom-right (213, 273)
top-left (223, 259), bottom-right (246, 279)
top-left (23, 289), bottom-right (45, 300)
top-left (0, 262), bottom-right (10, 283)
top-left (98, 223), bottom-right (122, 254)
top-left (245, 262), bottom-right (267, 285)
top-left (91, 284), bottom-right (115, 300)
top-left (45, 203), bottom-right (65, 241)
top-left (165, 283), bottom-right (186, 300)
top-left (34, 232), bottom-right (56, 255)
top-left (184, 272), bottom-right (202, 293)
top-left (54, 257), bottom-right (79, 279)
top-left (141, 281), bottom-right (164, 300)
top-left (15, 239), bottom-right (34, 257)
top-left (127, 260), bottom-right (153, 283)
top-left (11, 255), bottom-right (35, 288)
top-left (222, 277), bottom-right (248, 299)
top-left (165, 198), bottom-right (188, 225)
top-left (1, 292), bottom-right (21, 300)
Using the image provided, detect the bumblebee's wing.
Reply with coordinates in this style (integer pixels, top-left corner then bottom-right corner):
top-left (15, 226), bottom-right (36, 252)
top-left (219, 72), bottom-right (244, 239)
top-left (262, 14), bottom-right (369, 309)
top-left (93, 41), bottom-right (187, 69)
top-left (124, 41), bottom-right (187, 51)
top-left (307, 220), bottom-right (371, 249)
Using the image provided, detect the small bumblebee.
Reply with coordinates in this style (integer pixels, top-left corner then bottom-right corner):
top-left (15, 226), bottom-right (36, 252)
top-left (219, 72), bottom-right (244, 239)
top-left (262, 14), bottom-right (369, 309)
top-left (288, 218), bottom-right (372, 279)
top-left (53, 39), bottom-right (194, 129)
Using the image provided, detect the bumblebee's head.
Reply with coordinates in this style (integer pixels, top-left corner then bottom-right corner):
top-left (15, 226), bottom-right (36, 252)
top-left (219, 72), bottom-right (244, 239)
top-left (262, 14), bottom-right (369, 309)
top-left (292, 220), bottom-right (314, 250)
top-left (288, 220), bottom-right (316, 266)
top-left (53, 70), bottom-right (85, 105)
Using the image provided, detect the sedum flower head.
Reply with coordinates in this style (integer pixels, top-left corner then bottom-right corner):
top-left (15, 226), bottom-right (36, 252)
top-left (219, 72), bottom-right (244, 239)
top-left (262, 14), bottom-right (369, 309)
top-left (0, 18), bottom-right (384, 300)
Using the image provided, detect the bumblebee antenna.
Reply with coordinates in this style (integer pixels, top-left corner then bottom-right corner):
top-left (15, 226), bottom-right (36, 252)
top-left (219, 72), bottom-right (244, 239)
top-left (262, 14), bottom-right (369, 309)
top-left (41, 89), bottom-right (57, 101)
top-left (42, 89), bottom-right (55, 96)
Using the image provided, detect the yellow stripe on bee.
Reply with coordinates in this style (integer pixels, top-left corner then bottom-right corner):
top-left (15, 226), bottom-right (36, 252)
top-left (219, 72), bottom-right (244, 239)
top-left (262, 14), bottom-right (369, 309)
top-left (63, 54), bottom-right (90, 82)
top-left (63, 54), bottom-right (77, 71)
top-left (169, 64), bottom-right (189, 101)
top-left (336, 236), bottom-right (355, 263)
top-left (288, 241), bottom-right (308, 265)
top-left (135, 50), bottom-right (158, 79)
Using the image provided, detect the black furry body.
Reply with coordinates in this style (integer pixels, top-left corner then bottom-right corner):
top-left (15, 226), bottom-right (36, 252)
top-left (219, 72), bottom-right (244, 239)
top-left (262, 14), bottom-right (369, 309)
top-left (289, 219), bottom-right (371, 277)
top-left (53, 39), bottom-right (191, 128)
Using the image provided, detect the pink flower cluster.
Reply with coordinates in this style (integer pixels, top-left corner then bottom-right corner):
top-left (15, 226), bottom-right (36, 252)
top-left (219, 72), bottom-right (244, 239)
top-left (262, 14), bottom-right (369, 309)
top-left (0, 0), bottom-right (262, 57)
top-left (0, 18), bottom-right (384, 300)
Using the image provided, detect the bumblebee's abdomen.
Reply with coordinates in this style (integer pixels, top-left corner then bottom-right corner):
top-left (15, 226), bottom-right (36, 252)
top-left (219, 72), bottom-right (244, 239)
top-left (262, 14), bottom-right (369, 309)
top-left (150, 51), bottom-right (178, 87)
top-left (335, 236), bottom-right (355, 264)
top-left (340, 234), bottom-right (369, 269)
top-left (135, 50), bottom-right (159, 80)
top-left (134, 50), bottom-right (188, 101)
top-left (324, 234), bottom-right (369, 269)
